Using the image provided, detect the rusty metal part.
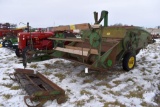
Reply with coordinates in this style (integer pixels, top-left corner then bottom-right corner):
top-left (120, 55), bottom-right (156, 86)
top-left (9, 68), bottom-right (66, 107)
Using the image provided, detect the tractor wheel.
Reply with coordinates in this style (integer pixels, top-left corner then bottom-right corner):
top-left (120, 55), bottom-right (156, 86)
top-left (2, 40), bottom-right (12, 47)
top-left (122, 52), bottom-right (136, 71)
top-left (15, 48), bottom-right (22, 57)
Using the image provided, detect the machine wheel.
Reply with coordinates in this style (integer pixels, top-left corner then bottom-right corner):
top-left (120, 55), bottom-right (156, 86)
top-left (2, 40), bottom-right (12, 47)
top-left (89, 32), bottom-right (100, 48)
top-left (15, 48), bottom-right (22, 57)
top-left (122, 52), bottom-right (136, 71)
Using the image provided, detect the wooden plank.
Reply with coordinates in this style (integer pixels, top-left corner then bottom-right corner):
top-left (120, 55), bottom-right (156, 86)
top-left (75, 23), bottom-right (90, 30)
top-left (52, 25), bottom-right (70, 31)
top-left (51, 23), bottom-right (90, 32)
top-left (54, 47), bottom-right (89, 56)
top-left (65, 45), bottom-right (98, 55)
top-left (48, 37), bottom-right (84, 42)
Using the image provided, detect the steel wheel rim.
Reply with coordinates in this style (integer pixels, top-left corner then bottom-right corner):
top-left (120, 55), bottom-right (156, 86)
top-left (128, 57), bottom-right (135, 69)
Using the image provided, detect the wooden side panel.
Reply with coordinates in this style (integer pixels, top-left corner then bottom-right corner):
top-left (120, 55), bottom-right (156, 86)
top-left (51, 23), bottom-right (90, 32)
top-left (75, 23), bottom-right (90, 30)
top-left (65, 45), bottom-right (98, 55)
top-left (55, 47), bottom-right (89, 56)
top-left (52, 25), bottom-right (70, 31)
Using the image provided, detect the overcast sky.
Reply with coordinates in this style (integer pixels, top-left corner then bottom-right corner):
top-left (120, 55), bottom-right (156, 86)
top-left (0, 0), bottom-right (159, 28)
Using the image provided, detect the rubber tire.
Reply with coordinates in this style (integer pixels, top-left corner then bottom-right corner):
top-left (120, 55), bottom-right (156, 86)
top-left (15, 48), bottom-right (21, 57)
top-left (2, 40), bottom-right (12, 47)
top-left (122, 52), bottom-right (136, 71)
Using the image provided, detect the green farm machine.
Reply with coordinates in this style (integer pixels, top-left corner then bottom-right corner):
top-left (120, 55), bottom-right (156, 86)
top-left (22, 10), bottom-right (153, 71)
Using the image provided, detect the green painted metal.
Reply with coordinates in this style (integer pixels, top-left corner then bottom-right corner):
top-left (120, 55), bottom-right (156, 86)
top-left (50, 25), bottom-right (152, 70)
top-left (10, 37), bottom-right (17, 44)
top-left (89, 32), bottom-right (100, 48)
top-left (107, 60), bottom-right (112, 67)
top-left (54, 32), bottom-right (65, 47)
top-left (94, 10), bottom-right (108, 27)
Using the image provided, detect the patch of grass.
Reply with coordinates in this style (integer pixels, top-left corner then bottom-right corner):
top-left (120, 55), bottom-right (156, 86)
top-left (43, 63), bottom-right (54, 69)
top-left (153, 55), bottom-right (158, 59)
top-left (75, 100), bottom-right (86, 107)
top-left (3, 72), bottom-right (9, 75)
top-left (88, 96), bottom-right (94, 102)
top-left (30, 64), bottom-right (38, 68)
top-left (70, 79), bottom-right (77, 83)
top-left (43, 71), bottom-right (52, 76)
top-left (2, 78), bottom-right (8, 80)
top-left (54, 60), bottom-right (63, 64)
top-left (71, 62), bottom-right (80, 67)
top-left (77, 71), bottom-right (86, 77)
top-left (112, 80), bottom-right (121, 86)
top-left (65, 70), bottom-right (72, 75)
top-left (154, 92), bottom-right (160, 106)
top-left (136, 86), bottom-right (143, 91)
top-left (141, 67), bottom-right (146, 71)
top-left (66, 89), bottom-right (71, 93)
top-left (105, 83), bottom-right (113, 88)
top-left (126, 78), bottom-right (135, 83)
top-left (96, 82), bottom-right (112, 88)
top-left (151, 63), bottom-right (156, 66)
top-left (155, 72), bottom-right (159, 75)
top-left (141, 56), bottom-right (146, 61)
top-left (125, 90), bottom-right (143, 99)
top-left (82, 79), bottom-right (93, 84)
top-left (103, 100), bottom-right (126, 107)
top-left (2, 83), bottom-right (12, 88)
top-left (0, 104), bottom-right (4, 106)
top-left (54, 73), bottom-right (66, 81)
top-left (11, 85), bottom-right (20, 90)
top-left (98, 95), bottom-right (102, 99)
top-left (141, 101), bottom-right (147, 107)
top-left (146, 69), bottom-right (152, 73)
top-left (3, 94), bottom-right (12, 99)
top-left (107, 90), bottom-right (121, 96)
top-left (80, 90), bottom-right (92, 95)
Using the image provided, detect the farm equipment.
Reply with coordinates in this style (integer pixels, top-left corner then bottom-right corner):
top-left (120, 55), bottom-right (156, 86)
top-left (9, 68), bottom-right (66, 107)
top-left (23, 10), bottom-right (153, 71)
top-left (15, 28), bottom-right (54, 58)
top-left (0, 23), bottom-right (26, 49)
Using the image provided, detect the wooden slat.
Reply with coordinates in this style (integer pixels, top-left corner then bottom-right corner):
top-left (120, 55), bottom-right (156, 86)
top-left (54, 47), bottom-right (88, 56)
top-left (52, 25), bottom-right (70, 31)
top-left (75, 23), bottom-right (90, 30)
top-left (65, 45), bottom-right (98, 55)
top-left (48, 37), bottom-right (84, 42)
top-left (51, 23), bottom-right (90, 32)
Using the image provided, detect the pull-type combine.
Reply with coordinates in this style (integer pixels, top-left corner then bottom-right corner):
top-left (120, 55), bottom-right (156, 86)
top-left (22, 10), bottom-right (153, 71)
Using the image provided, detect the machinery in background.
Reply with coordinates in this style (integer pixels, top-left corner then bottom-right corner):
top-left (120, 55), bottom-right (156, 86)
top-left (0, 22), bottom-right (27, 49)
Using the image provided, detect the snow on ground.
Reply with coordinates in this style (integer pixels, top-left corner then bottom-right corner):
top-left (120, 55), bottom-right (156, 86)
top-left (0, 39), bottom-right (159, 107)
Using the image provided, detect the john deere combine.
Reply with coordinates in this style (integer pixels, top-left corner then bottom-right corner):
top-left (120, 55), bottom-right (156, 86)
top-left (22, 10), bottom-right (153, 71)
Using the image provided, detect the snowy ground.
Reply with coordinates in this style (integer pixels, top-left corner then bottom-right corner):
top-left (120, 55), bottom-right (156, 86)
top-left (0, 39), bottom-right (159, 107)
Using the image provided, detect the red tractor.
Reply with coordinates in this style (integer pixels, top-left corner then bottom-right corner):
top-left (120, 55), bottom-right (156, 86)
top-left (15, 29), bottom-right (54, 60)
top-left (0, 23), bottom-right (25, 48)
